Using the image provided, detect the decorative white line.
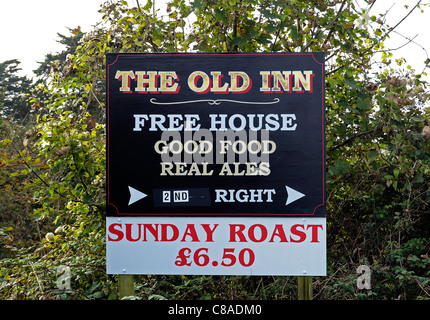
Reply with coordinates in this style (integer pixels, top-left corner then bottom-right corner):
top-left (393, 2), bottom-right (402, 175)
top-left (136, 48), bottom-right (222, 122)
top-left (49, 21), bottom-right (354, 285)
top-left (149, 98), bottom-right (280, 105)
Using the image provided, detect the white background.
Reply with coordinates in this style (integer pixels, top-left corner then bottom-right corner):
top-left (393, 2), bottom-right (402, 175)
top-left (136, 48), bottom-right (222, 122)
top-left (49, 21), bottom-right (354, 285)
top-left (106, 216), bottom-right (326, 276)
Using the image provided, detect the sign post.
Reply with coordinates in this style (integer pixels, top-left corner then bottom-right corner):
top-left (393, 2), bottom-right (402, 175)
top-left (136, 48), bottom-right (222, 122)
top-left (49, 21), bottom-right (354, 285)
top-left (105, 53), bottom-right (326, 292)
top-left (298, 276), bottom-right (313, 300)
top-left (118, 274), bottom-right (134, 299)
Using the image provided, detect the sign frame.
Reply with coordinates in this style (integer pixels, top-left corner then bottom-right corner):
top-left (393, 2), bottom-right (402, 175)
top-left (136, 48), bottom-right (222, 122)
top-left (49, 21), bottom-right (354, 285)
top-left (106, 52), bottom-right (326, 276)
top-left (106, 52), bottom-right (326, 218)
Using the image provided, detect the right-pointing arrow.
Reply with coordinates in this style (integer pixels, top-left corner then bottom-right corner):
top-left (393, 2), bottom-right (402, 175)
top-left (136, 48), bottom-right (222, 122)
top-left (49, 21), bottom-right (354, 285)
top-left (128, 186), bottom-right (147, 206)
top-left (285, 186), bottom-right (305, 206)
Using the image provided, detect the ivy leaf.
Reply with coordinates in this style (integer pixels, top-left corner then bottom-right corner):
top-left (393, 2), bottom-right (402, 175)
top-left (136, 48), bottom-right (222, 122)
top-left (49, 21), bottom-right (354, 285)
top-left (330, 160), bottom-right (350, 176)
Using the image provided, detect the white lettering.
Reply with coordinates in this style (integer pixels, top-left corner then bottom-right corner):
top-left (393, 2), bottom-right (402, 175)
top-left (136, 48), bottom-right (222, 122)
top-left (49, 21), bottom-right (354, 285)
top-left (215, 189), bottom-right (276, 203)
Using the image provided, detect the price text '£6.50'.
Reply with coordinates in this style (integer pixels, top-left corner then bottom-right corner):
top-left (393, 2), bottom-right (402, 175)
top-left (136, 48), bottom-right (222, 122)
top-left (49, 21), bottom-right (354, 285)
top-left (175, 247), bottom-right (255, 267)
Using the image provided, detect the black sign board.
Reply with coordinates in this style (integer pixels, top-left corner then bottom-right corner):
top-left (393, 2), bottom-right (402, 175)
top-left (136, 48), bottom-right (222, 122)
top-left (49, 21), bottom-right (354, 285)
top-left (106, 53), bottom-right (325, 217)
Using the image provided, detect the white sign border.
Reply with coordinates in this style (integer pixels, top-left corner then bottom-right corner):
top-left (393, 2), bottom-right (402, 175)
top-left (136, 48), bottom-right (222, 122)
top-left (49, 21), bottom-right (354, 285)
top-left (106, 216), bottom-right (326, 276)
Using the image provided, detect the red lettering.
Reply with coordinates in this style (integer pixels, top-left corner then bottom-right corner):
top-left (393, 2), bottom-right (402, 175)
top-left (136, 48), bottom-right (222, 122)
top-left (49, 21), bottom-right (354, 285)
top-left (229, 224), bottom-right (247, 242)
top-left (211, 73), bottom-right (229, 94)
top-left (248, 224), bottom-right (267, 242)
top-left (232, 74), bottom-right (252, 94)
top-left (290, 224), bottom-right (306, 243)
top-left (307, 224), bottom-right (323, 243)
top-left (143, 224), bottom-right (159, 241)
top-left (194, 74), bottom-right (212, 94)
top-left (161, 224), bottom-right (179, 241)
top-left (161, 73), bottom-right (180, 94)
top-left (125, 223), bottom-right (141, 242)
top-left (201, 224), bottom-right (218, 242)
top-left (138, 73), bottom-right (160, 94)
top-left (108, 223), bottom-right (123, 241)
top-left (181, 224), bottom-right (199, 242)
top-left (269, 224), bottom-right (288, 242)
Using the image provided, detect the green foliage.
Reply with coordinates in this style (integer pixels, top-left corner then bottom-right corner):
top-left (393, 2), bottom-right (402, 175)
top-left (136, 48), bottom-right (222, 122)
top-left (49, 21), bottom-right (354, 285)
top-left (0, 119), bottom-right (38, 260)
top-left (33, 27), bottom-right (84, 79)
top-left (0, 59), bottom-right (33, 120)
top-left (1, 0), bottom-right (430, 300)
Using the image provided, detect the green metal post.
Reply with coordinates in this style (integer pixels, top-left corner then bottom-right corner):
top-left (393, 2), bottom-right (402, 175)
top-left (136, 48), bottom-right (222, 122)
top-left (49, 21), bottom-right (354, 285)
top-left (118, 274), bottom-right (135, 299)
top-left (298, 276), bottom-right (313, 300)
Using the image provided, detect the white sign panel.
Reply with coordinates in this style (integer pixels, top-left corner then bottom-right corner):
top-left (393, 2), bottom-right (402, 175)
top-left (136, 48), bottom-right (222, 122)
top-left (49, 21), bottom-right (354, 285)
top-left (106, 217), bottom-right (326, 276)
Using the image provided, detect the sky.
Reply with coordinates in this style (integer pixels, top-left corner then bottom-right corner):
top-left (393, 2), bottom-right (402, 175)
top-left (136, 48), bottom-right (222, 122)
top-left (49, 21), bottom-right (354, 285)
top-left (0, 0), bottom-right (429, 79)
top-left (0, 0), bottom-right (104, 78)
top-left (369, 1), bottom-right (430, 76)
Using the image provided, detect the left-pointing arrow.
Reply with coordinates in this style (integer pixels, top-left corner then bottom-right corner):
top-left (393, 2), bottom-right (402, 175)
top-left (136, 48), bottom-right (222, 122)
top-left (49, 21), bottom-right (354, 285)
top-left (128, 186), bottom-right (147, 205)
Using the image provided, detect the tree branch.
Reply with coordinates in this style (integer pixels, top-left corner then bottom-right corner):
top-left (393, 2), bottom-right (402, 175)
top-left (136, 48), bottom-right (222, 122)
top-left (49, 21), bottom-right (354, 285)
top-left (321, 0), bottom-right (348, 48)
top-left (329, 128), bottom-right (378, 153)
top-left (302, 0), bottom-right (347, 52)
top-left (387, 1), bottom-right (422, 37)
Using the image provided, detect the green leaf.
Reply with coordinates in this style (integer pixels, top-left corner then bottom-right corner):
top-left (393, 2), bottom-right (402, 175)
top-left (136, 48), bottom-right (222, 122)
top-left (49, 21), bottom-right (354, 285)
top-left (367, 149), bottom-right (378, 162)
top-left (148, 294), bottom-right (167, 300)
top-left (330, 160), bottom-right (350, 176)
top-left (1, 138), bottom-right (12, 146)
top-left (214, 8), bottom-right (228, 24)
top-left (92, 291), bottom-right (104, 299)
top-left (290, 25), bottom-right (299, 40)
top-left (412, 115), bottom-right (424, 122)
top-left (264, 23), bottom-right (278, 33)
top-left (346, 68), bottom-right (354, 77)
